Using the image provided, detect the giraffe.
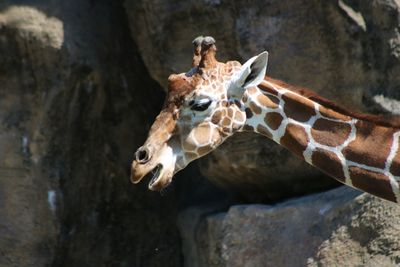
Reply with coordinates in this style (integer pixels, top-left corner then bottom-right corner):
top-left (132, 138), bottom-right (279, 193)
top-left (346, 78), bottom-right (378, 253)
top-left (131, 36), bottom-right (400, 204)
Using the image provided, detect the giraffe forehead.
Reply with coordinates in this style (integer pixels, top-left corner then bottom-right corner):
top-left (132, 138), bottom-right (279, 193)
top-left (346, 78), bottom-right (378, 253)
top-left (166, 60), bottom-right (241, 104)
top-left (194, 79), bottom-right (225, 96)
top-left (193, 60), bottom-right (240, 84)
top-left (195, 67), bottom-right (239, 94)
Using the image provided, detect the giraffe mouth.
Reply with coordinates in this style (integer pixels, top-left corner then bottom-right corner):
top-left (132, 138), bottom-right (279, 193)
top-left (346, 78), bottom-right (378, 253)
top-left (149, 164), bottom-right (163, 188)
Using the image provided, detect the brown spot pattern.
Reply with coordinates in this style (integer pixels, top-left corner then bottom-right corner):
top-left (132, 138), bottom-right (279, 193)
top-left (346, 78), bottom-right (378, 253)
top-left (280, 124), bottom-right (309, 158)
top-left (222, 117), bottom-right (231, 127)
top-left (197, 146), bottom-right (211, 156)
top-left (221, 100), bottom-right (229, 107)
top-left (182, 140), bottom-right (197, 151)
top-left (257, 94), bottom-right (279, 109)
top-left (256, 125), bottom-right (272, 138)
top-left (311, 148), bottom-right (345, 182)
top-left (319, 106), bottom-right (352, 121)
top-left (249, 101), bottom-right (262, 114)
top-left (185, 152), bottom-right (198, 161)
top-left (245, 108), bottom-right (253, 119)
top-left (193, 124), bottom-right (211, 145)
top-left (342, 121), bottom-right (395, 169)
top-left (247, 87), bottom-right (258, 95)
top-left (311, 119), bottom-right (351, 147)
top-left (268, 95), bottom-right (280, 106)
top-left (220, 129), bottom-right (230, 136)
top-left (349, 166), bottom-right (396, 203)
top-left (258, 80), bottom-right (279, 96)
top-left (234, 111), bottom-right (245, 122)
top-left (232, 122), bottom-right (242, 131)
top-left (264, 112), bottom-right (283, 130)
top-left (209, 127), bottom-right (221, 144)
top-left (234, 100), bottom-right (242, 108)
top-left (211, 111), bottom-right (222, 124)
top-left (390, 135), bottom-right (400, 176)
top-left (228, 108), bottom-right (234, 117)
top-left (282, 92), bottom-right (316, 122)
top-left (242, 125), bottom-right (254, 132)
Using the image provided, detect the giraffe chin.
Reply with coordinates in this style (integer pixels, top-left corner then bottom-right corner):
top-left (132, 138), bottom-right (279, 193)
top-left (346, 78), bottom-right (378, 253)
top-left (147, 164), bottom-right (173, 191)
top-left (148, 164), bottom-right (163, 188)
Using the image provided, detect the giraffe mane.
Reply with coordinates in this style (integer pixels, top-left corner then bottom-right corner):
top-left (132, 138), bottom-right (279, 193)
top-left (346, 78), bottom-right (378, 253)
top-left (262, 77), bottom-right (400, 129)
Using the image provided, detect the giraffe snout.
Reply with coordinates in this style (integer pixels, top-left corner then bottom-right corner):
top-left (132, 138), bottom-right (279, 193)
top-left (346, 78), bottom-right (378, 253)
top-left (131, 146), bottom-right (152, 184)
top-left (135, 146), bottom-right (151, 164)
top-left (130, 160), bottom-right (146, 184)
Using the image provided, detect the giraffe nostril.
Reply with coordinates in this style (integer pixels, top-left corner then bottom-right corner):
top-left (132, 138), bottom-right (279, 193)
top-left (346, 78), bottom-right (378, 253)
top-left (135, 147), bottom-right (151, 164)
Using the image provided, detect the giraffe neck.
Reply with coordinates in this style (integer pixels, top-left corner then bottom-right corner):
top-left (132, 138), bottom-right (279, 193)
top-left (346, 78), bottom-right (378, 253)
top-left (241, 77), bottom-right (400, 203)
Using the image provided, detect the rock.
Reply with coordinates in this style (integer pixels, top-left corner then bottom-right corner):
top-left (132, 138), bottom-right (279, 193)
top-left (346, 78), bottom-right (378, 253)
top-left (0, 4), bottom-right (64, 266)
top-left (124, 0), bottom-right (400, 200)
top-left (355, 0), bottom-right (400, 98)
top-left (178, 186), bottom-right (400, 267)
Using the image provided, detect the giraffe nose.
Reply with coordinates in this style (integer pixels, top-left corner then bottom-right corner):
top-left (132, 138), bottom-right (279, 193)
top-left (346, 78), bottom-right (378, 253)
top-left (135, 146), bottom-right (151, 164)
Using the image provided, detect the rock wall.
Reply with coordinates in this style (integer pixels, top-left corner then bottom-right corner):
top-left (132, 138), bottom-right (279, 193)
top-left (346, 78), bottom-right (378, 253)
top-left (179, 186), bottom-right (400, 267)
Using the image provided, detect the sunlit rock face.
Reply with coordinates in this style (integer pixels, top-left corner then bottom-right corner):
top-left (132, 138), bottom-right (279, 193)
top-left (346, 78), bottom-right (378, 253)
top-left (178, 187), bottom-right (400, 267)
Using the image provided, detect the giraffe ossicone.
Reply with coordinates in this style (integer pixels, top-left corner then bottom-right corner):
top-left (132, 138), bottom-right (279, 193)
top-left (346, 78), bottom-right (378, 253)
top-left (131, 36), bottom-right (400, 204)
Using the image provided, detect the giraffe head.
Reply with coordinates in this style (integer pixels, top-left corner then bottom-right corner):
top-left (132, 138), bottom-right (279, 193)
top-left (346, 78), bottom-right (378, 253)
top-left (131, 36), bottom-right (268, 190)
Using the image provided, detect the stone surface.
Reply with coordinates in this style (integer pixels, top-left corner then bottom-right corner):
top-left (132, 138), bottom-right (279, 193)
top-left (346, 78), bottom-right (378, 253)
top-left (124, 0), bottom-right (400, 201)
top-left (0, 4), bottom-right (63, 266)
top-left (178, 186), bottom-right (400, 267)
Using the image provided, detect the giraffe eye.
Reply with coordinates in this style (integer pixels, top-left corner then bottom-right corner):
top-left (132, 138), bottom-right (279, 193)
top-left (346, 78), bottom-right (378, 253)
top-left (190, 98), bottom-right (212, 112)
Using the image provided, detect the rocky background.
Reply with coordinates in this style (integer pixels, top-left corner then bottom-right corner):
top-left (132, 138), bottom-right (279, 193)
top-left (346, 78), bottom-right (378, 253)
top-left (0, 0), bottom-right (400, 266)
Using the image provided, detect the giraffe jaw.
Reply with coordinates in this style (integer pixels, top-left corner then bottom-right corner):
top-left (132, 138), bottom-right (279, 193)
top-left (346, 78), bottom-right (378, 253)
top-left (131, 143), bottom-right (177, 191)
top-left (131, 161), bottom-right (174, 191)
top-left (148, 164), bottom-right (163, 188)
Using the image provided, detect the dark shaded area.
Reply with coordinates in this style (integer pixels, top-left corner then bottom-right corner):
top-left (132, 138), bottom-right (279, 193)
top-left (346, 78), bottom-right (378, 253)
top-left (47, 2), bottom-right (182, 266)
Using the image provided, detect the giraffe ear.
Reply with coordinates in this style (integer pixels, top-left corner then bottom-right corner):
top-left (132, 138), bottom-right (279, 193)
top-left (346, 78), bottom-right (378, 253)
top-left (227, 51), bottom-right (268, 100)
